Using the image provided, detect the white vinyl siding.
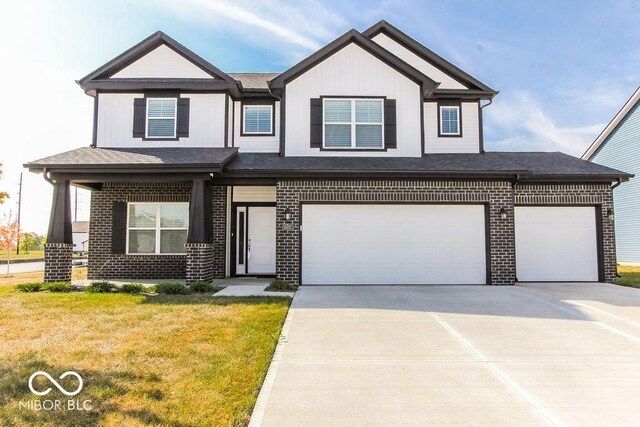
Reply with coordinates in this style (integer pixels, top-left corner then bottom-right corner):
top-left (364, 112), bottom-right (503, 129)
top-left (243, 105), bottom-right (272, 134)
top-left (323, 98), bottom-right (383, 149)
top-left (127, 203), bottom-right (189, 255)
top-left (111, 44), bottom-right (213, 79)
top-left (146, 98), bottom-right (177, 138)
top-left (440, 106), bottom-right (460, 135)
top-left (424, 102), bottom-right (480, 153)
top-left (232, 101), bottom-right (280, 153)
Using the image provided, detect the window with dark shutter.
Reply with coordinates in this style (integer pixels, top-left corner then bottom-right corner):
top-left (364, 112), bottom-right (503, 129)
top-left (176, 97), bottom-right (190, 138)
top-left (310, 98), bottom-right (322, 148)
top-left (384, 99), bottom-right (397, 149)
top-left (132, 98), bottom-right (146, 138)
top-left (111, 201), bottom-right (128, 254)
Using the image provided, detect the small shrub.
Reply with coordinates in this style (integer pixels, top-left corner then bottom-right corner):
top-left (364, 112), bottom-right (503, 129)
top-left (190, 281), bottom-right (215, 293)
top-left (155, 282), bottom-right (188, 295)
top-left (43, 282), bottom-right (72, 293)
top-left (85, 281), bottom-right (115, 293)
top-left (16, 282), bottom-right (43, 293)
top-left (120, 283), bottom-right (145, 294)
top-left (265, 279), bottom-right (298, 292)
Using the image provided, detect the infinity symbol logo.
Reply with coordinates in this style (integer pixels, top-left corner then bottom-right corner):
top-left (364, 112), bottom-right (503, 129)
top-left (28, 371), bottom-right (83, 396)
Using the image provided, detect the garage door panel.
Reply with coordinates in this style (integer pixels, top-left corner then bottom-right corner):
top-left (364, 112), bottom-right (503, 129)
top-left (302, 204), bottom-right (486, 285)
top-left (515, 207), bottom-right (598, 282)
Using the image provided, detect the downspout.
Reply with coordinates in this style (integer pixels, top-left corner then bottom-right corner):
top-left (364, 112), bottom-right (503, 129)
top-left (43, 168), bottom-right (55, 186)
top-left (479, 99), bottom-right (493, 154)
top-left (268, 86), bottom-right (284, 157)
top-left (611, 178), bottom-right (622, 190)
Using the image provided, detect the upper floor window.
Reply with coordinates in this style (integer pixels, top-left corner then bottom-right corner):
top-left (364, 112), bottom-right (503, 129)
top-left (439, 105), bottom-right (460, 136)
top-left (243, 105), bottom-right (273, 135)
top-left (127, 202), bottom-right (188, 255)
top-left (324, 98), bottom-right (384, 149)
top-left (146, 98), bottom-right (177, 138)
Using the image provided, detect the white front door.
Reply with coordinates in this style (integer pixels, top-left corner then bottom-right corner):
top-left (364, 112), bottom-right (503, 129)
top-left (301, 204), bottom-right (487, 285)
top-left (235, 206), bottom-right (276, 275)
top-left (515, 206), bottom-right (599, 281)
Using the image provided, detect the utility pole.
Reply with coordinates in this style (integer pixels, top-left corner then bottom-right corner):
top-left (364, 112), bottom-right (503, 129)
top-left (16, 172), bottom-right (22, 255)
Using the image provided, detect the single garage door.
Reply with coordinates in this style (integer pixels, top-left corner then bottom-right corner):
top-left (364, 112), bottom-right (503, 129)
top-left (515, 206), bottom-right (599, 282)
top-left (301, 204), bottom-right (487, 285)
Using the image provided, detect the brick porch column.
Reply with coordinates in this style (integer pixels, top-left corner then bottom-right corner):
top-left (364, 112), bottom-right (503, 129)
top-left (44, 179), bottom-right (73, 283)
top-left (185, 179), bottom-right (214, 284)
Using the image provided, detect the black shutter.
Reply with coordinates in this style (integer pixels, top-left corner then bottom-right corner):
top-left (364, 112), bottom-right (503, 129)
top-left (132, 98), bottom-right (146, 138)
top-left (111, 201), bottom-right (127, 254)
top-left (384, 99), bottom-right (397, 149)
top-left (310, 98), bottom-right (322, 148)
top-left (176, 97), bottom-right (190, 138)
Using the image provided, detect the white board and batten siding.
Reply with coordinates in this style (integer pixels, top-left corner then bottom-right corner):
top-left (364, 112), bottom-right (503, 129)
top-left (371, 33), bottom-right (467, 90)
top-left (232, 101), bottom-right (280, 152)
top-left (302, 204), bottom-right (487, 285)
top-left (96, 93), bottom-right (227, 148)
top-left (111, 45), bottom-right (213, 79)
top-left (515, 207), bottom-right (599, 282)
top-left (232, 186), bottom-right (277, 203)
top-left (285, 43), bottom-right (423, 157)
top-left (424, 102), bottom-right (480, 153)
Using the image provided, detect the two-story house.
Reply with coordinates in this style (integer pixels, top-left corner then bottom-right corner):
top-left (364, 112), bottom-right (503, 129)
top-left (26, 20), bottom-right (632, 286)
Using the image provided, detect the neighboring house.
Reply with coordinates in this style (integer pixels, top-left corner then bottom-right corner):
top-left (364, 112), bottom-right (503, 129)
top-left (583, 87), bottom-right (640, 264)
top-left (25, 20), bottom-right (631, 285)
top-left (72, 220), bottom-right (89, 253)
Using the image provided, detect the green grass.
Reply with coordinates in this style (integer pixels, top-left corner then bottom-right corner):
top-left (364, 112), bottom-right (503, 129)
top-left (615, 264), bottom-right (640, 289)
top-left (0, 250), bottom-right (44, 261)
top-left (0, 281), bottom-right (290, 426)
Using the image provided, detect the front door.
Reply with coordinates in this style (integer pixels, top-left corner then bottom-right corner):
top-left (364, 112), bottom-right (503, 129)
top-left (235, 206), bottom-right (276, 275)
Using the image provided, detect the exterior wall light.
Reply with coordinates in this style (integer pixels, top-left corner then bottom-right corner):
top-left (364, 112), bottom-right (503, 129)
top-left (500, 208), bottom-right (507, 220)
top-left (607, 208), bottom-right (614, 222)
top-left (284, 207), bottom-right (293, 221)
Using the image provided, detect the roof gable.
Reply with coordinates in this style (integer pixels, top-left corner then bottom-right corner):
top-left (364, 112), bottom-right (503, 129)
top-left (269, 29), bottom-right (438, 98)
top-left (111, 44), bottom-right (214, 79)
top-left (582, 87), bottom-right (640, 160)
top-left (363, 20), bottom-right (496, 97)
top-left (78, 32), bottom-right (240, 95)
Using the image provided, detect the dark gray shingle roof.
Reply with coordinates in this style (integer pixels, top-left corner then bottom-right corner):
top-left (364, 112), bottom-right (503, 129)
top-left (25, 147), bottom-right (238, 171)
top-left (223, 152), bottom-right (633, 180)
top-left (228, 73), bottom-right (280, 90)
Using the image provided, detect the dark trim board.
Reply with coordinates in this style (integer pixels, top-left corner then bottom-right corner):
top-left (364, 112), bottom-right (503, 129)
top-left (230, 202), bottom-right (277, 276)
top-left (91, 92), bottom-right (99, 147)
top-left (297, 201), bottom-right (491, 286)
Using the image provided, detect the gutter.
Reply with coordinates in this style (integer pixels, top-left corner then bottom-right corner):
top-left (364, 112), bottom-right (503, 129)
top-left (611, 178), bottom-right (622, 190)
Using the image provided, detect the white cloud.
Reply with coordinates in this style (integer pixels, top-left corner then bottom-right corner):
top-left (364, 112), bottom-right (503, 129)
top-left (484, 90), bottom-right (605, 156)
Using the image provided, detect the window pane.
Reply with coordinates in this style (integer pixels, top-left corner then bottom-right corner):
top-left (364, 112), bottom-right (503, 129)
top-left (355, 125), bottom-right (382, 148)
top-left (355, 100), bottom-right (382, 123)
top-left (325, 124), bottom-right (351, 147)
top-left (324, 100), bottom-right (351, 122)
top-left (129, 204), bottom-right (156, 228)
top-left (244, 106), bottom-right (272, 133)
top-left (161, 230), bottom-right (187, 253)
top-left (129, 230), bottom-right (156, 254)
top-left (161, 204), bottom-right (189, 228)
top-left (147, 99), bottom-right (176, 118)
top-left (147, 119), bottom-right (175, 137)
top-left (441, 107), bottom-right (459, 134)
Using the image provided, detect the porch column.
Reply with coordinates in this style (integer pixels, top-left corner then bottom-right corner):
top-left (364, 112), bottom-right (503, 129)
top-left (44, 179), bottom-right (73, 283)
top-left (185, 179), bottom-right (214, 284)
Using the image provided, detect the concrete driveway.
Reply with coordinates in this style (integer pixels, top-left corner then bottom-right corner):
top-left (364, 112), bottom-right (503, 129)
top-left (250, 283), bottom-right (640, 426)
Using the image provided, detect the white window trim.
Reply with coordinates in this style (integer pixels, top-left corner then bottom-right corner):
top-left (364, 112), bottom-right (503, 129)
top-left (243, 104), bottom-right (273, 134)
top-left (146, 98), bottom-right (177, 139)
top-left (439, 105), bottom-right (461, 136)
top-left (126, 202), bottom-right (189, 255)
top-left (322, 98), bottom-right (385, 149)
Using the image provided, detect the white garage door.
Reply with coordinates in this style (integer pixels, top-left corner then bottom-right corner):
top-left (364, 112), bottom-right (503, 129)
top-left (515, 206), bottom-right (599, 282)
top-left (301, 204), bottom-right (487, 285)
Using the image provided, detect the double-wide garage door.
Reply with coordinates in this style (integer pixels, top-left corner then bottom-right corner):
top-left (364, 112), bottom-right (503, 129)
top-left (301, 204), bottom-right (487, 285)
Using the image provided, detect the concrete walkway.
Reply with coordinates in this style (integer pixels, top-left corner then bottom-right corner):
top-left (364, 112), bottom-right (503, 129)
top-left (250, 283), bottom-right (640, 426)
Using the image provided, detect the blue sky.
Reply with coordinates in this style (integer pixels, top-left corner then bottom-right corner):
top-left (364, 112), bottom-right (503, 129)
top-left (1, 0), bottom-right (639, 233)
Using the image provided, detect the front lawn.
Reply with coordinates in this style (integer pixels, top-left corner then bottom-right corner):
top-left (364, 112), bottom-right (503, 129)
top-left (616, 264), bottom-right (640, 289)
top-left (0, 282), bottom-right (290, 426)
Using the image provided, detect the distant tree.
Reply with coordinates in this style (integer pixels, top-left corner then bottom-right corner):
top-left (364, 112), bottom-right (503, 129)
top-left (0, 164), bottom-right (8, 205)
top-left (0, 212), bottom-right (20, 275)
top-left (20, 232), bottom-right (44, 253)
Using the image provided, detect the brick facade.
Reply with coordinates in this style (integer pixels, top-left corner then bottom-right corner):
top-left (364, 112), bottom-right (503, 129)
top-left (44, 243), bottom-right (73, 283)
top-left (88, 182), bottom-right (226, 281)
top-left (186, 243), bottom-right (215, 283)
top-left (275, 179), bottom-right (616, 285)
